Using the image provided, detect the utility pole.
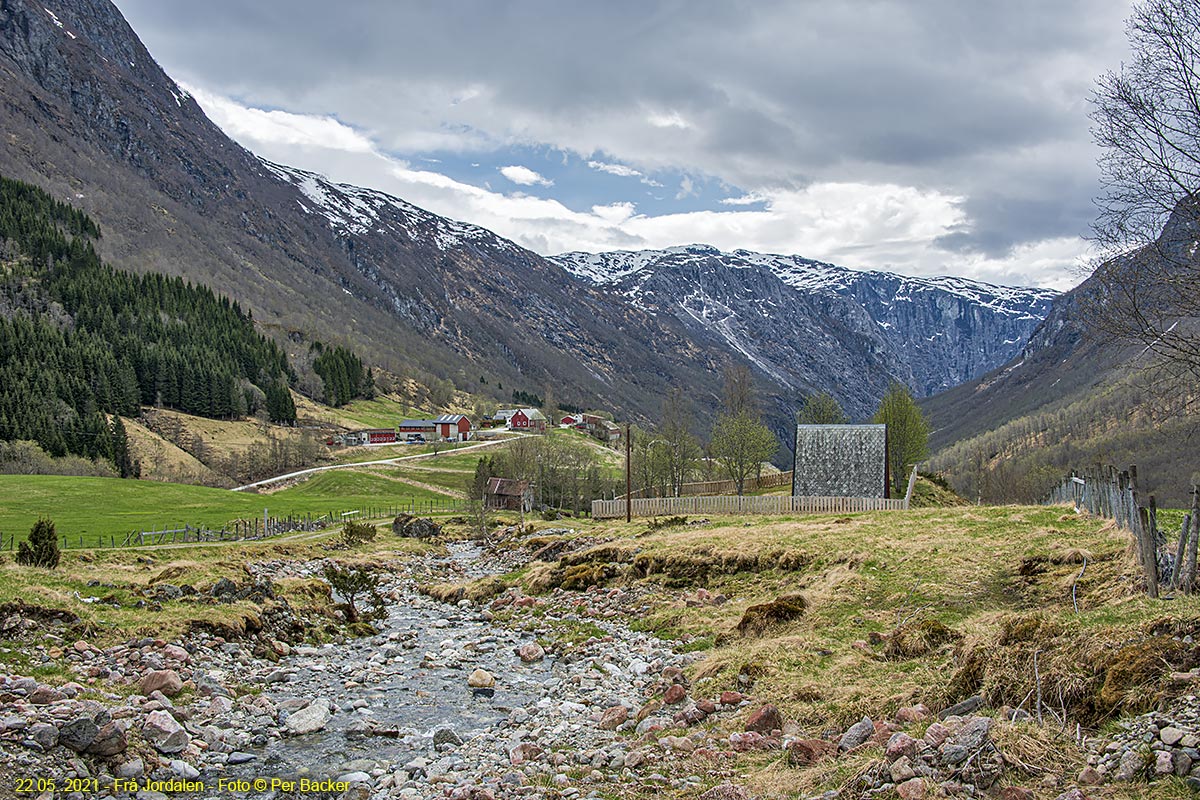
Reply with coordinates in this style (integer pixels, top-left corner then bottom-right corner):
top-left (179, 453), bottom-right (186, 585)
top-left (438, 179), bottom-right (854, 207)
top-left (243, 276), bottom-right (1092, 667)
top-left (625, 423), bottom-right (632, 523)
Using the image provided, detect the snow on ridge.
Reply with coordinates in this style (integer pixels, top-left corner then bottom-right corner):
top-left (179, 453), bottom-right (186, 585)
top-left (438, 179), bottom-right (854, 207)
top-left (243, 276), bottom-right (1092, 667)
top-left (552, 244), bottom-right (1059, 316)
top-left (260, 159), bottom-right (518, 253)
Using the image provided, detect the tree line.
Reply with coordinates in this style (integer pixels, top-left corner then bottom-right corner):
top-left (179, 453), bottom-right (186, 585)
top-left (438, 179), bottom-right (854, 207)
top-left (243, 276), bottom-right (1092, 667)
top-left (0, 174), bottom-right (300, 474)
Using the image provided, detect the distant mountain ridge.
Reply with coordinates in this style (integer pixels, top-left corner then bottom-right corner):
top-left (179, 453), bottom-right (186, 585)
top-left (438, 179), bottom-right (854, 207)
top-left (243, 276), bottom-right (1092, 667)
top-left (553, 245), bottom-right (1058, 403)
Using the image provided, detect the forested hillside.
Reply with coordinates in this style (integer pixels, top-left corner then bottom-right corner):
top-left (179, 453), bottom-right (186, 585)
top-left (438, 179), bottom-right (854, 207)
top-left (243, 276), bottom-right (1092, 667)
top-left (0, 175), bottom-right (297, 473)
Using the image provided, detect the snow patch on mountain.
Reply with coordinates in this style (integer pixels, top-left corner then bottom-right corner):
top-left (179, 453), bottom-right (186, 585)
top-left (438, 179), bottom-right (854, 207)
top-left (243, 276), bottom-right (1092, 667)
top-left (552, 245), bottom-right (1058, 319)
top-left (262, 160), bottom-right (519, 254)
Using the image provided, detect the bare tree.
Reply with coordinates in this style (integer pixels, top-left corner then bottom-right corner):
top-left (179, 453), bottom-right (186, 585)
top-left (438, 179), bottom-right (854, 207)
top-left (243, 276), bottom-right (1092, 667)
top-left (1086, 0), bottom-right (1200, 380)
top-left (659, 389), bottom-right (701, 497)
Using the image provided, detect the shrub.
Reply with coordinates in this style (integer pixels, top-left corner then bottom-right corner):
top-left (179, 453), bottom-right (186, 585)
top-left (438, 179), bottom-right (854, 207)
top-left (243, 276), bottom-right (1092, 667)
top-left (322, 563), bottom-right (384, 623)
top-left (16, 518), bottom-right (60, 569)
top-left (339, 520), bottom-right (377, 548)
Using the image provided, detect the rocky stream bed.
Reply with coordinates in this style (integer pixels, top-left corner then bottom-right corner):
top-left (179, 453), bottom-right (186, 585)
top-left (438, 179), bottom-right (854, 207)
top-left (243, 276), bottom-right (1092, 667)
top-left (2, 533), bottom-right (1198, 800)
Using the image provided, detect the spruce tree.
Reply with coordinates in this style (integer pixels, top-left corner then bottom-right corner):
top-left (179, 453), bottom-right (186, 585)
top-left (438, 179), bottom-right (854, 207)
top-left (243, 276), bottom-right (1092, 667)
top-left (16, 517), bottom-right (60, 569)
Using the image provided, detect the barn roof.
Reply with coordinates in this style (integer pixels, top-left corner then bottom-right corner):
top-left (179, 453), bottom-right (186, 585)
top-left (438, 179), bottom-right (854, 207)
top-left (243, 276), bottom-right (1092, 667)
top-left (486, 477), bottom-right (530, 496)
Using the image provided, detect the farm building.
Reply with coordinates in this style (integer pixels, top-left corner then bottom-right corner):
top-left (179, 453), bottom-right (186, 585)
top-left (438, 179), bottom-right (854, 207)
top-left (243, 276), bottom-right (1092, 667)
top-left (580, 413), bottom-right (622, 443)
top-left (485, 477), bottom-right (534, 512)
top-left (342, 428), bottom-right (397, 446)
top-left (434, 414), bottom-right (474, 442)
top-left (399, 419), bottom-right (438, 438)
top-left (508, 408), bottom-right (548, 433)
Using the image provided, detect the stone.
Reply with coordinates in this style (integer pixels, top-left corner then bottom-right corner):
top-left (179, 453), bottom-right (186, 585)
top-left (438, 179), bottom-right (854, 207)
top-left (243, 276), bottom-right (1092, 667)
top-left (517, 643), bottom-right (545, 662)
top-left (1155, 750), bottom-right (1175, 775)
top-left (116, 758), bottom-right (144, 779)
top-left (786, 738), bottom-right (835, 766)
top-left (86, 722), bottom-right (127, 756)
top-left (839, 716), bottom-right (875, 752)
top-left (433, 728), bottom-right (462, 747)
top-left (890, 756), bottom-right (917, 782)
top-left (28, 722), bottom-right (58, 750)
top-left (228, 752), bottom-right (256, 764)
top-left (949, 716), bottom-right (992, 751)
top-left (1000, 789), bottom-right (1035, 800)
top-left (744, 704), bottom-right (783, 734)
top-left (598, 706), bottom-right (629, 731)
top-left (938, 695), bottom-right (983, 720)
top-left (886, 732), bottom-right (919, 761)
top-left (509, 743), bottom-right (544, 765)
top-left (468, 669), bottom-right (495, 689)
top-left (923, 722), bottom-right (950, 747)
top-left (139, 669), bottom-right (183, 697)
top-left (1114, 749), bottom-right (1144, 781)
top-left (696, 699), bottom-right (717, 715)
top-left (664, 684), bottom-right (686, 705)
top-left (896, 777), bottom-right (926, 800)
top-left (29, 685), bottom-right (64, 705)
top-left (59, 717), bottom-right (98, 752)
top-left (895, 704), bottom-right (931, 723)
top-left (1076, 766), bottom-right (1102, 786)
top-left (1160, 726), bottom-right (1186, 746)
top-left (1176, 752), bottom-right (1193, 776)
top-left (143, 711), bottom-right (189, 754)
top-left (941, 745), bottom-right (969, 765)
top-left (719, 691), bottom-right (744, 705)
top-left (285, 699), bottom-right (331, 735)
top-left (170, 760), bottom-right (200, 780)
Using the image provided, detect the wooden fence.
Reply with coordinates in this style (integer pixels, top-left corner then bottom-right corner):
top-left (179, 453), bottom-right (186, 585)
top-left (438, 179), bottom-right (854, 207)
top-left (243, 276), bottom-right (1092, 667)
top-left (623, 470), bottom-right (795, 499)
top-left (592, 493), bottom-right (907, 519)
top-left (1045, 465), bottom-right (1183, 598)
top-left (1, 497), bottom-right (464, 551)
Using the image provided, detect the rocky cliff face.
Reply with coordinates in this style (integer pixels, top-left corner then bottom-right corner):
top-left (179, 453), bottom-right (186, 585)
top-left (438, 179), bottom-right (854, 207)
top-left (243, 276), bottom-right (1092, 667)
top-left (553, 246), bottom-right (1057, 409)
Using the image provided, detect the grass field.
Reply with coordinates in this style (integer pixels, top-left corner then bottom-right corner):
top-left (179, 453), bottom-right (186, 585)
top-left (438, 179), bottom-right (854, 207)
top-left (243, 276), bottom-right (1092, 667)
top-left (0, 471), bottom-right (459, 547)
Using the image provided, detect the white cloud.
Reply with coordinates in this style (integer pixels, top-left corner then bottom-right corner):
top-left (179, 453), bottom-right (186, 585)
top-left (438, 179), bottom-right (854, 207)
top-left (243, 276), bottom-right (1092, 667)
top-left (588, 160), bottom-right (642, 178)
top-left (499, 165), bottom-right (553, 187)
top-left (182, 84), bottom-right (375, 154)
top-left (187, 87), bottom-right (1087, 289)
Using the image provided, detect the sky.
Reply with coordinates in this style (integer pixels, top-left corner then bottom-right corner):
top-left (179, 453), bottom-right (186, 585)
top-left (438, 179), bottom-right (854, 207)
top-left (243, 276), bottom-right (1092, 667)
top-left (111, 0), bottom-right (1135, 290)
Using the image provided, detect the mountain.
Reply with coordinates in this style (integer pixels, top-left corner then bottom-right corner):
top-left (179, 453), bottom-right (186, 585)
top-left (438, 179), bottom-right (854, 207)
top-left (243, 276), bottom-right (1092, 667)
top-left (0, 0), bottom-right (748, 422)
top-left (553, 246), bottom-right (1057, 414)
top-left (923, 203), bottom-right (1200, 505)
top-left (0, 0), bottom-right (1057, 442)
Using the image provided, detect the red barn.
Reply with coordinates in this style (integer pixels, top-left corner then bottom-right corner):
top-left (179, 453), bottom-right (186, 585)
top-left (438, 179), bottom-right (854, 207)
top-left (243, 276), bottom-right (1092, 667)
top-left (508, 408), bottom-right (547, 433)
top-left (434, 414), bottom-right (473, 442)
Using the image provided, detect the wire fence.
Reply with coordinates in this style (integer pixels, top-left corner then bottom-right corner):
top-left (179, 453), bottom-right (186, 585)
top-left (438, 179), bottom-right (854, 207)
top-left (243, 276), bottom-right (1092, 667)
top-left (0, 496), bottom-right (464, 551)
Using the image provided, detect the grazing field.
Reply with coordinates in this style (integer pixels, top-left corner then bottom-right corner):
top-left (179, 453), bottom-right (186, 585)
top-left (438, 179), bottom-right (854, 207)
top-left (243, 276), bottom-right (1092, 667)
top-left (0, 472), bottom-right (457, 547)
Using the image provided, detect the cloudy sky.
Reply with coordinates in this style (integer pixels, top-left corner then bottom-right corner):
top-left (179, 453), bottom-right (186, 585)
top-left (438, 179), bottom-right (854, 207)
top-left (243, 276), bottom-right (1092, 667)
top-left (112, 0), bottom-right (1134, 289)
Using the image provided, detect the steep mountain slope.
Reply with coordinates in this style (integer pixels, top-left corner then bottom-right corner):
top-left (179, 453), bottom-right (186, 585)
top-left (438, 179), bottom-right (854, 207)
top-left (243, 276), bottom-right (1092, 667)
top-left (554, 246), bottom-right (1057, 407)
top-left (924, 206), bottom-right (1200, 505)
top-left (0, 0), bottom-right (1057, 440)
top-left (0, 0), bottom-right (745, 422)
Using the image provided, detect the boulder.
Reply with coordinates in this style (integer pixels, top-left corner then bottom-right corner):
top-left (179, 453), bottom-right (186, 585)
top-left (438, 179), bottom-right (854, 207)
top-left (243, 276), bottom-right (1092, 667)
top-left (467, 669), bottom-right (496, 689)
top-left (744, 704), bottom-right (783, 733)
top-left (28, 722), bottom-right (58, 750)
top-left (392, 514), bottom-right (442, 539)
top-left (598, 706), bottom-right (629, 731)
top-left (139, 669), bottom-right (183, 697)
top-left (284, 699), bottom-right (331, 736)
top-left (664, 684), bottom-right (686, 704)
top-left (143, 710), bottom-right (189, 754)
top-left (516, 643), bottom-right (545, 662)
top-left (839, 716), bottom-right (875, 751)
top-left (896, 777), bottom-right (926, 800)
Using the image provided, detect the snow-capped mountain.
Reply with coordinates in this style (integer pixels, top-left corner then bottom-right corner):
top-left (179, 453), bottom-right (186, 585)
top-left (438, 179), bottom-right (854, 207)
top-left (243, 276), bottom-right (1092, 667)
top-left (0, 0), bottom-right (1061, 435)
top-left (552, 245), bottom-right (1058, 404)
